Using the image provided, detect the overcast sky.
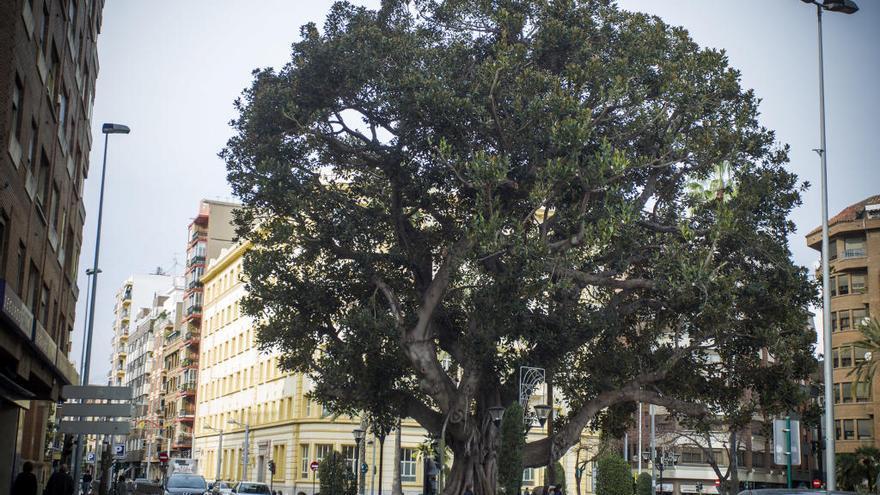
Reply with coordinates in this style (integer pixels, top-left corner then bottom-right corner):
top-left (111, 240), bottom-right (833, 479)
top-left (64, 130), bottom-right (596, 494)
top-left (74, 0), bottom-right (880, 384)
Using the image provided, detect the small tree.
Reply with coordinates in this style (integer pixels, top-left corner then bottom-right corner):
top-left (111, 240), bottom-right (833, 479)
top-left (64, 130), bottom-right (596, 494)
top-left (596, 455), bottom-right (631, 495)
top-left (498, 403), bottom-right (525, 495)
top-left (636, 473), bottom-right (652, 495)
top-left (319, 451), bottom-right (357, 495)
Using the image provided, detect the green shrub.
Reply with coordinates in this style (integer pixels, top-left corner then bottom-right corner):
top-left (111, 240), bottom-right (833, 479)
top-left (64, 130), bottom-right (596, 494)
top-left (319, 451), bottom-right (356, 495)
top-left (498, 403), bottom-right (525, 494)
top-left (636, 472), bottom-right (652, 495)
top-left (596, 454), bottom-right (632, 495)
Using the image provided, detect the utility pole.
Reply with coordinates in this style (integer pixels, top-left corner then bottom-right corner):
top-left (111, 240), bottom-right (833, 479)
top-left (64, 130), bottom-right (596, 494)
top-left (650, 405), bottom-right (656, 493)
top-left (638, 403), bottom-right (643, 473)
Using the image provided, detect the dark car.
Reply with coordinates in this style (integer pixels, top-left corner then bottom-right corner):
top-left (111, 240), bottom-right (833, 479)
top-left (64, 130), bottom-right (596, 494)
top-left (164, 474), bottom-right (208, 495)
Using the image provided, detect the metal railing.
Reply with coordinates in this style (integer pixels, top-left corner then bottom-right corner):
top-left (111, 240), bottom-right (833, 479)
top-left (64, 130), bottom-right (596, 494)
top-left (843, 248), bottom-right (866, 258)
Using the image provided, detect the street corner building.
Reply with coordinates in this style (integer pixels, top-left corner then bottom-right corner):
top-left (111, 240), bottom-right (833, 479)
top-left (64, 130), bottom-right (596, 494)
top-left (807, 194), bottom-right (880, 453)
top-left (0, 0), bottom-right (105, 490)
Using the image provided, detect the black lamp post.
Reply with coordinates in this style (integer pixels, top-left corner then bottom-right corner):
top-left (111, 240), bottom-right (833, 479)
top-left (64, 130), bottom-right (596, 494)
top-left (353, 428), bottom-right (365, 493)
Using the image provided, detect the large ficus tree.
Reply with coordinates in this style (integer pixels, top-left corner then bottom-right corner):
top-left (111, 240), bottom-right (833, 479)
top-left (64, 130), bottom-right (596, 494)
top-left (222, 1), bottom-right (816, 494)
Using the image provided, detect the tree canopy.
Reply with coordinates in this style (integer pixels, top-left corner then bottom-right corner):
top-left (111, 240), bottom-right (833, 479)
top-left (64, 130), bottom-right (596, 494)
top-left (223, 1), bottom-right (816, 493)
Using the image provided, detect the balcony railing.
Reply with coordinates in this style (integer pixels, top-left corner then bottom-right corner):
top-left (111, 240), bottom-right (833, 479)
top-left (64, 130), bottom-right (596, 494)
top-left (187, 280), bottom-right (203, 290)
top-left (186, 305), bottom-right (202, 317)
top-left (188, 255), bottom-right (206, 267)
top-left (843, 248), bottom-right (866, 259)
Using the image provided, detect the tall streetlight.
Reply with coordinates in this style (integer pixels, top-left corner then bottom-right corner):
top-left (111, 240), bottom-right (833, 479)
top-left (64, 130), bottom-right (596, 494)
top-left (204, 424), bottom-right (225, 482)
top-left (353, 428), bottom-right (366, 494)
top-left (72, 122), bottom-right (130, 494)
top-left (228, 418), bottom-right (250, 481)
top-left (799, 1), bottom-right (858, 490)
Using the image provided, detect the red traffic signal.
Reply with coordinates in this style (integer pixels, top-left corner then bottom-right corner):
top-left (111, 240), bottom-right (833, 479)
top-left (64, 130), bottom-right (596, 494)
top-left (714, 480), bottom-right (720, 487)
top-left (812, 479), bottom-right (821, 489)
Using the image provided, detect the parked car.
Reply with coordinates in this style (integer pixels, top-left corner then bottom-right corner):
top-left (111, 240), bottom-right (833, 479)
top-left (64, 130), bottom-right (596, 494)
top-left (163, 474), bottom-right (208, 495)
top-left (232, 482), bottom-right (271, 494)
top-left (737, 490), bottom-right (858, 495)
top-left (209, 480), bottom-right (234, 495)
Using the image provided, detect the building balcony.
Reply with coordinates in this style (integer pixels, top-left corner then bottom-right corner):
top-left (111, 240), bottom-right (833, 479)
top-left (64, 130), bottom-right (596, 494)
top-left (118, 332), bottom-right (129, 343)
top-left (188, 256), bottom-right (206, 268)
top-left (187, 280), bottom-right (203, 290)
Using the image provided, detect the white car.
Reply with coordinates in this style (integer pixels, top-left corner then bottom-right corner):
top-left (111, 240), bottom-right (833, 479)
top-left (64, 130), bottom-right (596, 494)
top-left (232, 482), bottom-right (271, 494)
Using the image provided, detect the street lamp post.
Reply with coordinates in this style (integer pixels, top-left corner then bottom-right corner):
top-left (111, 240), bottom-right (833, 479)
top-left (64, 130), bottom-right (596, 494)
top-left (799, 0), bottom-right (859, 490)
top-left (353, 428), bottom-right (365, 494)
top-left (205, 424), bottom-right (225, 482)
top-left (72, 122), bottom-right (130, 495)
top-left (228, 419), bottom-right (250, 481)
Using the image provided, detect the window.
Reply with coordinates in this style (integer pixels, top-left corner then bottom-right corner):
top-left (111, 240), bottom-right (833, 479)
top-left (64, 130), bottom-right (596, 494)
top-left (840, 312), bottom-right (851, 331)
top-left (39, 3), bottom-right (50, 54)
top-left (272, 444), bottom-right (286, 481)
top-left (522, 468), bottom-right (535, 485)
top-left (11, 76), bottom-right (24, 145)
top-left (844, 419), bottom-right (855, 440)
top-left (842, 383), bottom-right (853, 403)
top-left (400, 448), bottom-right (417, 483)
top-left (28, 263), bottom-right (40, 312)
top-left (830, 240), bottom-right (838, 260)
top-left (27, 120), bottom-right (38, 169)
top-left (844, 237), bottom-right (866, 258)
top-left (856, 382), bottom-right (871, 403)
top-left (832, 349), bottom-right (839, 368)
top-left (831, 312), bottom-right (838, 332)
top-left (855, 347), bottom-right (869, 366)
top-left (37, 150), bottom-right (50, 208)
top-left (853, 308), bottom-right (869, 328)
top-left (49, 182), bottom-right (61, 234)
top-left (838, 276), bottom-right (850, 296)
top-left (342, 445), bottom-right (357, 474)
top-left (858, 419), bottom-right (874, 440)
top-left (840, 348), bottom-right (853, 368)
top-left (315, 444), bottom-right (333, 462)
top-left (834, 384), bottom-right (841, 404)
top-left (0, 215), bottom-right (8, 277)
top-left (39, 283), bottom-right (49, 324)
top-left (58, 88), bottom-right (68, 133)
top-left (300, 445), bottom-right (310, 478)
top-left (852, 273), bottom-right (867, 293)
top-left (835, 420), bottom-right (841, 440)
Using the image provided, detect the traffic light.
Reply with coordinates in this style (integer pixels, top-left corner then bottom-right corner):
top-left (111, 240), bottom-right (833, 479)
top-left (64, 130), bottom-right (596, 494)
top-left (268, 460), bottom-right (276, 475)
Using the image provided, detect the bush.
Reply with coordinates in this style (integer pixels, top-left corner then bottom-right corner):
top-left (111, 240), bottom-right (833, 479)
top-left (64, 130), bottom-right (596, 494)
top-left (596, 454), bottom-right (632, 495)
top-left (319, 451), bottom-right (356, 495)
top-left (636, 472), bottom-right (652, 495)
top-left (498, 403), bottom-right (525, 495)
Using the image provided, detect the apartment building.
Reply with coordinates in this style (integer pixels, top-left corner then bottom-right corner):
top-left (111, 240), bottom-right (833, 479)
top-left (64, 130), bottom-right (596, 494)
top-left (115, 281), bottom-right (184, 478)
top-left (107, 274), bottom-right (172, 386)
top-left (192, 241), bottom-right (598, 494)
top-left (0, 0), bottom-right (104, 489)
top-left (807, 194), bottom-right (880, 453)
top-left (167, 199), bottom-right (237, 459)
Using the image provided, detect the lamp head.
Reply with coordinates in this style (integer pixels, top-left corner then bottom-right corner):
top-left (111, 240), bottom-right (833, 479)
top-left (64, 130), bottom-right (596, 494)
top-left (102, 123), bottom-right (131, 134)
top-left (353, 428), bottom-right (365, 442)
top-left (488, 406), bottom-right (505, 427)
top-left (533, 404), bottom-right (552, 427)
top-left (823, 0), bottom-right (858, 13)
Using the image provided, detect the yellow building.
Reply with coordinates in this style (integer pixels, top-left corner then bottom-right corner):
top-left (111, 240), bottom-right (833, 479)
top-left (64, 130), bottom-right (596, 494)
top-left (193, 241), bottom-right (597, 494)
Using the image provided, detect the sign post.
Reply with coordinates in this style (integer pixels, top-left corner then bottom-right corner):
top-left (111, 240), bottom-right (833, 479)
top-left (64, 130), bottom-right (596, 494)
top-left (786, 416), bottom-right (793, 488)
top-left (773, 416), bottom-right (801, 486)
top-left (311, 460), bottom-right (320, 495)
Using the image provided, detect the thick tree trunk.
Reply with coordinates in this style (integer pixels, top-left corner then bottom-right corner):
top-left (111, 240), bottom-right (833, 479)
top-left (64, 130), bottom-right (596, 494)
top-left (442, 423), bottom-right (499, 495)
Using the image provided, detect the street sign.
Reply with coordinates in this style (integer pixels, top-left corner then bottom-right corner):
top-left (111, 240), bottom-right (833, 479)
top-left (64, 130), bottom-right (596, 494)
top-left (714, 480), bottom-right (720, 487)
top-left (310, 461), bottom-right (320, 472)
top-left (773, 418), bottom-right (801, 465)
top-left (62, 385), bottom-right (132, 401)
top-left (361, 462), bottom-right (368, 474)
top-left (158, 451), bottom-right (169, 463)
top-left (86, 452), bottom-right (96, 463)
top-left (59, 420), bottom-right (131, 435)
top-left (59, 403), bottom-right (132, 418)
top-left (114, 444), bottom-right (125, 458)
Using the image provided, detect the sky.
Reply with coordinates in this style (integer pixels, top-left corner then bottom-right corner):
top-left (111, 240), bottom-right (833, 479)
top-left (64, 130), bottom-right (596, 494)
top-left (73, 0), bottom-right (880, 384)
